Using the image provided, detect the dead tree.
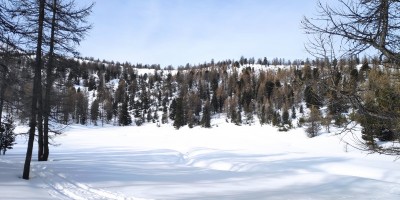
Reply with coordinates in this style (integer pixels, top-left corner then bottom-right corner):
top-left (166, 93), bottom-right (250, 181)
top-left (302, 0), bottom-right (400, 156)
top-left (302, 0), bottom-right (400, 66)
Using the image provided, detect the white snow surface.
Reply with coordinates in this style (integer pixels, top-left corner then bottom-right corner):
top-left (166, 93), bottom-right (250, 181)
top-left (2, 120), bottom-right (400, 200)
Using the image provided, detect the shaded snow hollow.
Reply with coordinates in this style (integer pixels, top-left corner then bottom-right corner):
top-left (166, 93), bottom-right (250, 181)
top-left (1, 121), bottom-right (400, 200)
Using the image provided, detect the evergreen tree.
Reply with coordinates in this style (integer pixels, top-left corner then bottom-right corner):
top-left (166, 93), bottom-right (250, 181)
top-left (104, 98), bottom-right (113, 122)
top-left (61, 87), bottom-right (76, 124)
top-left (322, 114), bottom-right (333, 133)
top-left (305, 106), bottom-right (321, 138)
top-left (173, 97), bottom-right (184, 129)
top-left (90, 99), bottom-right (99, 125)
top-left (153, 109), bottom-right (159, 123)
top-left (88, 76), bottom-right (97, 91)
top-left (304, 85), bottom-right (321, 108)
top-left (265, 104), bottom-right (274, 124)
top-left (299, 104), bottom-right (304, 114)
top-left (0, 115), bottom-right (16, 155)
top-left (282, 108), bottom-right (290, 126)
top-left (265, 81), bottom-right (275, 101)
top-left (291, 106), bottom-right (296, 119)
top-left (201, 100), bottom-right (211, 128)
top-left (359, 69), bottom-right (399, 145)
top-left (140, 86), bottom-right (150, 110)
top-left (162, 110), bottom-right (168, 124)
top-left (236, 106), bottom-right (242, 125)
top-left (118, 94), bottom-right (132, 126)
top-left (146, 109), bottom-right (152, 123)
top-left (169, 99), bottom-right (177, 120)
top-left (187, 109), bottom-right (195, 128)
top-left (115, 79), bottom-right (126, 104)
top-left (244, 101), bottom-right (254, 125)
top-left (272, 111), bottom-right (281, 126)
top-left (259, 105), bottom-right (267, 125)
top-left (75, 88), bottom-right (88, 125)
top-left (211, 94), bottom-right (218, 113)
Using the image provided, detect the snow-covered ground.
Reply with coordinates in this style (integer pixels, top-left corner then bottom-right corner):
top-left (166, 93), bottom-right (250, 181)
top-left (1, 121), bottom-right (400, 200)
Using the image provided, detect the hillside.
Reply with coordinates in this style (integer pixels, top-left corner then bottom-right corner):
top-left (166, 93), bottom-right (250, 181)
top-left (1, 55), bottom-right (399, 152)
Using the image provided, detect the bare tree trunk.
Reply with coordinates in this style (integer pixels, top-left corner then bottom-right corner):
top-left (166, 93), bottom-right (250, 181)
top-left (37, 83), bottom-right (44, 161)
top-left (23, 0), bottom-right (45, 180)
top-left (0, 65), bottom-right (6, 128)
top-left (0, 43), bottom-right (10, 134)
top-left (43, 0), bottom-right (57, 161)
top-left (0, 96), bottom-right (3, 124)
top-left (0, 80), bottom-right (5, 149)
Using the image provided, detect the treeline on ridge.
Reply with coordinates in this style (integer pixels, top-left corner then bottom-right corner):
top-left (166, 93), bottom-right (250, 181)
top-left (2, 55), bottom-right (399, 147)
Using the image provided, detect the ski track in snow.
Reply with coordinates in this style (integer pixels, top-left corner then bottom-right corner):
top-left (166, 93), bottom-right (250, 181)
top-left (33, 163), bottom-right (149, 200)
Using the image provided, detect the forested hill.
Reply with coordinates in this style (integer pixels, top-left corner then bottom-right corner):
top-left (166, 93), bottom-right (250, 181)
top-left (2, 55), bottom-right (398, 144)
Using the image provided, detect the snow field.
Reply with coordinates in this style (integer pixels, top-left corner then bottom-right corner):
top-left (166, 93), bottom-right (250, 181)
top-left (1, 121), bottom-right (400, 199)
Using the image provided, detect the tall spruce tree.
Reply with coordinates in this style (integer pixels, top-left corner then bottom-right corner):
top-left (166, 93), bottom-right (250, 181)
top-left (0, 114), bottom-right (16, 155)
top-left (306, 106), bottom-right (321, 138)
top-left (173, 97), bottom-right (184, 129)
top-left (201, 100), bottom-right (211, 128)
top-left (90, 99), bottom-right (99, 125)
top-left (119, 94), bottom-right (132, 126)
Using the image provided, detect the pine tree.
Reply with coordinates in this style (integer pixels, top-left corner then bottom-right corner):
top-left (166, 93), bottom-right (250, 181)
top-left (153, 109), bottom-right (159, 123)
top-left (104, 98), bottom-right (113, 122)
top-left (236, 106), bottom-right (242, 125)
top-left (162, 111), bottom-right (168, 124)
top-left (118, 94), bottom-right (132, 126)
top-left (0, 115), bottom-right (16, 155)
top-left (169, 99), bottom-right (177, 120)
top-left (187, 109), bottom-right (195, 128)
top-left (75, 88), bottom-right (88, 125)
top-left (88, 76), bottom-right (97, 91)
top-left (211, 94), bottom-right (218, 113)
top-left (304, 85), bottom-right (321, 108)
top-left (282, 108), bottom-right (290, 126)
top-left (115, 79), bottom-right (126, 104)
top-left (291, 106), bottom-right (296, 119)
top-left (259, 105), bottom-right (266, 125)
top-left (161, 104), bottom-right (168, 124)
top-left (61, 87), bottom-right (76, 124)
top-left (265, 80), bottom-right (275, 101)
top-left (322, 114), bottom-right (332, 133)
top-left (272, 111), bottom-right (281, 126)
top-left (90, 99), bottom-right (99, 125)
top-left (146, 109), bottom-right (152, 123)
top-left (305, 106), bottom-right (321, 138)
top-left (201, 100), bottom-right (211, 128)
top-left (358, 69), bottom-right (399, 145)
top-left (173, 97), bottom-right (184, 129)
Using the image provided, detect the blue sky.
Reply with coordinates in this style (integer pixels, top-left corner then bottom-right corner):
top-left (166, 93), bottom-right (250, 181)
top-left (78, 0), bottom-right (318, 67)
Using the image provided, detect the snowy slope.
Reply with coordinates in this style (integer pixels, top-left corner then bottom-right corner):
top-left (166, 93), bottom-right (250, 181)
top-left (1, 122), bottom-right (400, 200)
